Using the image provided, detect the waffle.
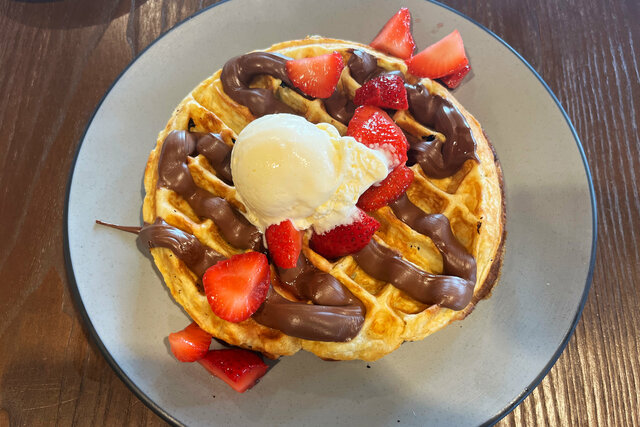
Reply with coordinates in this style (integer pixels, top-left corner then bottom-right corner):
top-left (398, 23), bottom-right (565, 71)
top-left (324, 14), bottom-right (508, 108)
top-left (142, 37), bottom-right (505, 361)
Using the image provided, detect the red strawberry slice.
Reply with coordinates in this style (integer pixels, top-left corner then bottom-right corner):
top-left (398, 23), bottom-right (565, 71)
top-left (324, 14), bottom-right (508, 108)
top-left (286, 52), bottom-right (344, 98)
top-left (357, 165), bottom-right (414, 212)
top-left (202, 252), bottom-right (270, 323)
top-left (406, 30), bottom-right (469, 79)
top-left (370, 8), bottom-right (416, 59)
top-left (354, 74), bottom-right (408, 110)
top-left (198, 348), bottom-right (269, 393)
top-left (310, 209), bottom-right (380, 259)
top-left (347, 105), bottom-right (409, 169)
top-left (168, 322), bottom-right (212, 362)
top-left (439, 63), bottom-right (471, 89)
top-left (265, 220), bottom-right (302, 269)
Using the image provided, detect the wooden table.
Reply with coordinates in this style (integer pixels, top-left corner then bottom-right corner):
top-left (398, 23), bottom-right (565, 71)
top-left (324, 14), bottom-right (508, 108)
top-left (1, 0), bottom-right (637, 425)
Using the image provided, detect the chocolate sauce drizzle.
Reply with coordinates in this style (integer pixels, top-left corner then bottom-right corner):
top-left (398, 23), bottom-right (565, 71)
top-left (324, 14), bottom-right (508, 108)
top-left (405, 84), bottom-right (478, 178)
top-left (158, 130), bottom-right (262, 251)
top-left (253, 254), bottom-right (365, 342)
top-left (324, 88), bottom-right (355, 124)
top-left (353, 240), bottom-right (472, 311)
top-left (193, 133), bottom-right (233, 185)
top-left (389, 194), bottom-right (476, 285)
top-left (365, 193), bottom-right (477, 310)
top-left (345, 193), bottom-right (476, 310)
top-left (347, 50), bottom-right (381, 85)
top-left (96, 219), bottom-right (225, 278)
top-left (221, 52), bottom-right (295, 117)
top-left (98, 216), bottom-right (364, 341)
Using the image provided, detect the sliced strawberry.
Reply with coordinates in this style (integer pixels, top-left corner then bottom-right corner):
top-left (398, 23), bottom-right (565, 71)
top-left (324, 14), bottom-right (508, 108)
top-left (357, 165), bottom-right (414, 212)
top-left (310, 209), bottom-right (380, 259)
top-left (198, 348), bottom-right (268, 393)
top-left (286, 52), bottom-right (344, 98)
top-left (168, 322), bottom-right (212, 362)
top-left (202, 252), bottom-right (270, 323)
top-left (265, 220), bottom-right (302, 269)
top-left (354, 74), bottom-right (408, 110)
top-left (406, 30), bottom-right (469, 79)
top-left (370, 8), bottom-right (415, 59)
top-left (439, 63), bottom-right (471, 89)
top-left (347, 105), bottom-right (409, 169)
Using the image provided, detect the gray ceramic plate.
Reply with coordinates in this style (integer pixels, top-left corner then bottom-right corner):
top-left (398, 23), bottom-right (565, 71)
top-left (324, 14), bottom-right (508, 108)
top-left (64, 0), bottom-right (596, 425)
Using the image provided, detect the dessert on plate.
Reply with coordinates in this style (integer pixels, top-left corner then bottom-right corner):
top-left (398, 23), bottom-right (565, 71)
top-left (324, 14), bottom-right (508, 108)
top-left (103, 8), bottom-right (505, 390)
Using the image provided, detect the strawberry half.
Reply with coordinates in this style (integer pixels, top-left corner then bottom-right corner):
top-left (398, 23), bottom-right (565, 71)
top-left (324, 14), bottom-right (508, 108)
top-left (354, 74), bottom-right (408, 110)
top-left (347, 105), bottom-right (409, 169)
top-left (168, 322), bottom-right (212, 362)
top-left (198, 348), bottom-right (269, 393)
top-left (357, 165), bottom-right (414, 212)
top-left (265, 220), bottom-right (302, 269)
top-left (406, 30), bottom-right (469, 79)
top-left (370, 8), bottom-right (415, 59)
top-left (439, 63), bottom-right (471, 89)
top-left (202, 252), bottom-right (270, 323)
top-left (286, 52), bottom-right (344, 98)
top-left (310, 209), bottom-right (380, 259)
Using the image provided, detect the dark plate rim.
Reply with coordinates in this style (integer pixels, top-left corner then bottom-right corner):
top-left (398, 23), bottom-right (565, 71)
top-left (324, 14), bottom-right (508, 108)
top-left (63, 1), bottom-right (597, 426)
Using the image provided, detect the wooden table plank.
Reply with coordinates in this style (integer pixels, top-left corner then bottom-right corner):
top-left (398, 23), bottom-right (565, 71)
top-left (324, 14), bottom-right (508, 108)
top-left (0, 0), bottom-right (637, 425)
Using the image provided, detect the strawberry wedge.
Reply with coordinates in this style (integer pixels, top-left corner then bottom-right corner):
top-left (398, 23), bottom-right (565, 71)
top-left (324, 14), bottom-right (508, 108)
top-left (347, 105), bottom-right (409, 169)
top-left (406, 30), bottom-right (469, 79)
top-left (202, 252), bottom-right (270, 323)
top-left (357, 165), bottom-right (414, 212)
top-left (265, 219), bottom-right (302, 269)
top-left (354, 74), bottom-right (408, 110)
top-left (439, 64), bottom-right (471, 89)
top-left (310, 209), bottom-right (380, 259)
top-left (286, 52), bottom-right (344, 98)
top-left (198, 348), bottom-right (269, 393)
top-left (168, 322), bottom-right (212, 362)
top-left (370, 8), bottom-right (415, 59)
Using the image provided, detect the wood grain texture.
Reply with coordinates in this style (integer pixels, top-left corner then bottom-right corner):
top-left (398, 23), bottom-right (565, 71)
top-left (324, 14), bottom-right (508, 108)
top-left (0, 0), bottom-right (637, 425)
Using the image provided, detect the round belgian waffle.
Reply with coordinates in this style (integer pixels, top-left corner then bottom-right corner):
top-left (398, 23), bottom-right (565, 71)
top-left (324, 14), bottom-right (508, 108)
top-left (142, 37), bottom-right (505, 361)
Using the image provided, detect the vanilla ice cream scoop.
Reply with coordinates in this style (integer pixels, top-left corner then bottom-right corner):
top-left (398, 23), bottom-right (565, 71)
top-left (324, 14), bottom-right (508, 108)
top-left (231, 114), bottom-right (388, 233)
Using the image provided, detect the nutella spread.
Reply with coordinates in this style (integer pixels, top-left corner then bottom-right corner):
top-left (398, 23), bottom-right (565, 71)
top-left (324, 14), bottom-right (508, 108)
top-left (351, 192), bottom-right (478, 310)
top-left (347, 50), bottom-right (381, 84)
top-left (254, 290), bottom-right (364, 342)
top-left (324, 89), bottom-right (355, 124)
top-left (221, 52), bottom-right (295, 117)
top-left (158, 130), bottom-right (262, 251)
top-left (405, 84), bottom-right (478, 178)
top-left (390, 194), bottom-right (476, 285)
top-left (353, 239), bottom-right (472, 311)
top-left (193, 132), bottom-right (233, 185)
top-left (253, 252), bottom-right (365, 342)
top-left (95, 219), bottom-right (224, 278)
top-left (97, 218), bottom-right (364, 342)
